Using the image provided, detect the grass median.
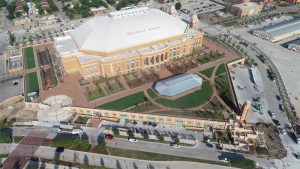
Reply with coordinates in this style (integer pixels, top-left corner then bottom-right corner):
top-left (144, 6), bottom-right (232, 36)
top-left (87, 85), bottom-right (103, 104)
top-left (97, 91), bottom-right (147, 110)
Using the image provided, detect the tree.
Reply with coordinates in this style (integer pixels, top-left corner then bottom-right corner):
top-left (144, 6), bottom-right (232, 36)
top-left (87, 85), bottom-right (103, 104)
top-left (175, 2), bottom-right (181, 10)
top-left (0, 0), bottom-right (7, 7)
top-left (8, 32), bottom-right (15, 46)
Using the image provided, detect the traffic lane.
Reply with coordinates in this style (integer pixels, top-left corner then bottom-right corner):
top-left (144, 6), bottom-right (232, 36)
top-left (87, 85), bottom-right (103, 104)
top-left (107, 138), bottom-right (221, 161)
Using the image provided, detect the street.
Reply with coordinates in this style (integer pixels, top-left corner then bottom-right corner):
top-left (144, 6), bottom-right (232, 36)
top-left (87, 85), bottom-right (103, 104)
top-left (0, 143), bottom-right (236, 169)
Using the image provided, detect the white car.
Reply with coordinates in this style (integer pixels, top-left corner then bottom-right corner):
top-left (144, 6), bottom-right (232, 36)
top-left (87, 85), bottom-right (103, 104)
top-left (279, 128), bottom-right (287, 135)
top-left (128, 138), bottom-right (138, 142)
top-left (220, 157), bottom-right (229, 163)
top-left (170, 143), bottom-right (180, 148)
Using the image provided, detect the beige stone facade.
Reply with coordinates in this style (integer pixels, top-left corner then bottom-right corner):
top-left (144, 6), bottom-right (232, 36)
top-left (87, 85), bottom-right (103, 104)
top-left (58, 32), bottom-right (203, 79)
top-left (25, 102), bottom-right (226, 129)
top-left (54, 8), bottom-right (204, 79)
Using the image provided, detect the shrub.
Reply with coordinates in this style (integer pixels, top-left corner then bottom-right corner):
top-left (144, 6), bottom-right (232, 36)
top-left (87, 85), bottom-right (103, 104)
top-left (143, 133), bottom-right (149, 140)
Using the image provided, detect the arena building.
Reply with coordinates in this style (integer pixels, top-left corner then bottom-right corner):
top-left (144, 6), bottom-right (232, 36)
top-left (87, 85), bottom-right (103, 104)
top-left (253, 18), bottom-right (300, 42)
top-left (54, 7), bottom-right (204, 79)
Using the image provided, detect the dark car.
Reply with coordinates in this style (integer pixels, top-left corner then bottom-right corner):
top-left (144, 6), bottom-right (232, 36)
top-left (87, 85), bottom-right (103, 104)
top-left (105, 134), bottom-right (114, 140)
top-left (272, 119), bottom-right (280, 126)
top-left (279, 104), bottom-right (284, 111)
top-left (55, 147), bottom-right (64, 154)
top-left (276, 95), bottom-right (281, 101)
top-left (132, 120), bottom-right (137, 125)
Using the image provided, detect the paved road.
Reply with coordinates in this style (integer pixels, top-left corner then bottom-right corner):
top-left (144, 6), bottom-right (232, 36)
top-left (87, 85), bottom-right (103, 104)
top-left (0, 143), bottom-right (236, 169)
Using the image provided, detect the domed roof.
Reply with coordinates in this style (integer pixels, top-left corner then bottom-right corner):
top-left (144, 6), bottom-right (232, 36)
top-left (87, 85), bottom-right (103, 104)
top-left (70, 7), bottom-right (188, 53)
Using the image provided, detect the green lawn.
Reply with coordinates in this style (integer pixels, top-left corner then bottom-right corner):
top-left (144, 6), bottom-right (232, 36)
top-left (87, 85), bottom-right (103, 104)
top-left (75, 116), bottom-right (89, 124)
top-left (256, 146), bottom-right (270, 155)
top-left (215, 64), bottom-right (226, 76)
top-left (24, 47), bottom-right (36, 69)
top-left (127, 101), bottom-right (160, 113)
top-left (155, 81), bottom-right (213, 109)
top-left (231, 159), bottom-right (256, 169)
top-left (13, 136), bottom-right (24, 143)
top-left (97, 91), bottom-right (147, 110)
top-left (26, 72), bottom-right (39, 93)
top-left (107, 147), bottom-right (228, 166)
top-left (215, 74), bottom-right (236, 110)
top-left (53, 134), bottom-right (90, 152)
top-left (147, 88), bottom-right (158, 99)
top-left (199, 111), bottom-right (225, 120)
top-left (199, 67), bottom-right (215, 78)
top-left (0, 130), bottom-right (12, 143)
top-left (215, 131), bottom-right (231, 143)
top-left (85, 89), bottom-right (105, 101)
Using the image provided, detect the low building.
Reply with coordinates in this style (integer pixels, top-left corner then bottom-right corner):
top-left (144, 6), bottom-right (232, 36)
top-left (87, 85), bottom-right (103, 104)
top-left (228, 121), bottom-right (265, 149)
top-left (37, 15), bottom-right (57, 26)
top-left (231, 2), bottom-right (263, 18)
top-left (286, 0), bottom-right (300, 3)
top-left (15, 0), bottom-right (26, 16)
top-left (253, 18), bottom-right (300, 42)
top-left (154, 74), bottom-right (203, 97)
top-left (41, 0), bottom-right (49, 10)
top-left (14, 17), bottom-right (31, 25)
top-left (283, 38), bottom-right (300, 52)
top-left (90, 7), bottom-right (107, 14)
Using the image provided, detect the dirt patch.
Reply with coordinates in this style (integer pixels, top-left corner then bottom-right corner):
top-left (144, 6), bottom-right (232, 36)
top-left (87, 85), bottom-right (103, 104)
top-left (257, 123), bottom-right (287, 159)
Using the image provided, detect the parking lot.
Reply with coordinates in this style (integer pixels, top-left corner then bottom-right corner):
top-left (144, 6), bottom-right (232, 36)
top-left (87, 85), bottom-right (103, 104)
top-left (0, 77), bottom-right (24, 102)
top-left (101, 120), bottom-right (199, 140)
top-left (229, 64), bottom-right (271, 123)
top-left (180, 0), bottom-right (224, 15)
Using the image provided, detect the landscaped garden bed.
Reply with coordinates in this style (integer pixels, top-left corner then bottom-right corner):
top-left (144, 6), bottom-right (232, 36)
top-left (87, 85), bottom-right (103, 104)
top-left (199, 66), bottom-right (215, 78)
top-left (215, 73), bottom-right (236, 110)
top-left (85, 88), bottom-right (105, 101)
top-left (40, 68), bottom-right (58, 90)
top-left (196, 50), bottom-right (224, 65)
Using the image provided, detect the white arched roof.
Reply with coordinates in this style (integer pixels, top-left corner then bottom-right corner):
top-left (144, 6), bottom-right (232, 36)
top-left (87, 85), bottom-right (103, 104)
top-left (70, 7), bottom-right (188, 53)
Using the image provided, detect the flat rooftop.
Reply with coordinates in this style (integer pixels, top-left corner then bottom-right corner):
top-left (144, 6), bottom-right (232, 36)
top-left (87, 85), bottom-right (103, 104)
top-left (233, 2), bottom-right (261, 10)
top-left (155, 74), bottom-right (203, 97)
top-left (255, 18), bottom-right (300, 39)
